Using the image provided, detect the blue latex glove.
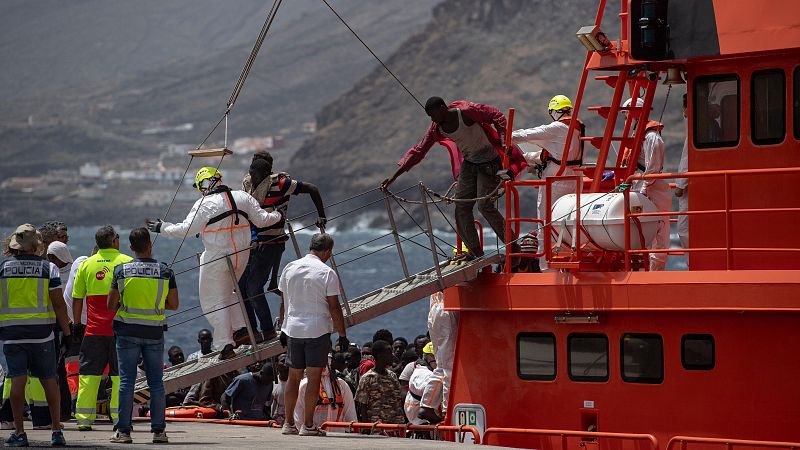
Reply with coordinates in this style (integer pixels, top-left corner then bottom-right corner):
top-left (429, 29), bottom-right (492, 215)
top-left (601, 171), bottom-right (615, 182)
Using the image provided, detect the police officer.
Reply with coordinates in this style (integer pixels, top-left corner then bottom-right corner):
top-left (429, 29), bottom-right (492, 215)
top-left (0, 224), bottom-right (71, 447)
top-left (107, 228), bottom-right (178, 444)
top-left (71, 225), bottom-right (132, 430)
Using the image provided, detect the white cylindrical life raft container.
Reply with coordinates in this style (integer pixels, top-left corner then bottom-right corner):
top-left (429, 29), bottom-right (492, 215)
top-left (550, 192), bottom-right (661, 251)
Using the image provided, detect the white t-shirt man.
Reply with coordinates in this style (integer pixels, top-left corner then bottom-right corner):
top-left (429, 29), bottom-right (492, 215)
top-left (278, 254), bottom-right (340, 338)
top-left (63, 255), bottom-right (88, 323)
top-left (399, 360), bottom-right (420, 382)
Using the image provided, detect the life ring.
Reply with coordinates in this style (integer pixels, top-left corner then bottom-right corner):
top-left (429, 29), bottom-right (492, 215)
top-left (147, 406), bottom-right (219, 419)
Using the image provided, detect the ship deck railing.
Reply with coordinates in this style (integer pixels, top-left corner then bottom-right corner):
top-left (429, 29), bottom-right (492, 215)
top-left (499, 166), bottom-right (800, 273)
top-left (622, 167), bottom-right (800, 271)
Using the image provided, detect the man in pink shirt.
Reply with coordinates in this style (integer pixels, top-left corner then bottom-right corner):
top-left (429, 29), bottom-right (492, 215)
top-left (382, 97), bottom-right (525, 262)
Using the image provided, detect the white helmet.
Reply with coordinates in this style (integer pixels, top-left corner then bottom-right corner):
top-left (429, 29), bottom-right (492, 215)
top-left (622, 97), bottom-right (645, 108)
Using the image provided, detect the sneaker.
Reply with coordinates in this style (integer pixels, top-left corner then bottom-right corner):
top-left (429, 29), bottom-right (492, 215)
top-left (77, 425), bottom-right (92, 432)
top-left (0, 424), bottom-right (11, 431)
top-left (50, 430), bottom-right (66, 447)
top-left (109, 430), bottom-right (132, 444)
top-left (152, 432), bottom-right (168, 444)
top-left (281, 422), bottom-right (298, 435)
top-left (232, 328), bottom-right (251, 346)
top-left (219, 344), bottom-right (235, 360)
top-left (299, 424), bottom-right (326, 436)
top-left (4, 432), bottom-right (28, 448)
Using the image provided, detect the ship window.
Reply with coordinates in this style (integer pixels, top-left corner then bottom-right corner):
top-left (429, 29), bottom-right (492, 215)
top-left (751, 69), bottom-right (786, 145)
top-left (794, 67), bottom-right (800, 139)
top-left (621, 334), bottom-right (663, 383)
top-left (682, 334), bottom-right (715, 370)
top-left (568, 334), bottom-right (608, 382)
top-left (517, 333), bottom-right (556, 381)
top-left (693, 74), bottom-right (740, 149)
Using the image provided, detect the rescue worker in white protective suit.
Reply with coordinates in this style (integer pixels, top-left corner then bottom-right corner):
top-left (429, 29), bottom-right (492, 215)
top-left (511, 95), bottom-right (585, 271)
top-left (147, 167), bottom-right (282, 359)
top-left (294, 362), bottom-right (356, 432)
top-left (404, 342), bottom-right (436, 424)
top-left (675, 94), bottom-right (689, 249)
top-left (418, 291), bottom-right (457, 424)
top-left (624, 97), bottom-right (671, 271)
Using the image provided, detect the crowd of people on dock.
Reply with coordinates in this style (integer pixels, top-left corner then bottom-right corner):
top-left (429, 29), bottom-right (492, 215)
top-left (0, 89), bottom-right (691, 445)
top-left (163, 325), bottom-right (447, 433)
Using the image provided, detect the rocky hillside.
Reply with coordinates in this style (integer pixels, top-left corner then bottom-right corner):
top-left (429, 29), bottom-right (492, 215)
top-left (289, 0), bottom-right (686, 224)
top-left (0, 0), bottom-right (432, 225)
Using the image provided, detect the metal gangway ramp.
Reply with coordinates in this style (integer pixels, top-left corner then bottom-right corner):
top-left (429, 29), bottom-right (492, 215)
top-left (134, 184), bottom-right (504, 401)
top-left (134, 256), bottom-right (498, 399)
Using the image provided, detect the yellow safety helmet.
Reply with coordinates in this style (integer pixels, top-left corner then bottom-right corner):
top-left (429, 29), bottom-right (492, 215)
top-left (423, 342), bottom-right (435, 356)
top-left (548, 95), bottom-right (573, 112)
top-left (452, 243), bottom-right (469, 256)
top-left (194, 167), bottom-right (222, 192)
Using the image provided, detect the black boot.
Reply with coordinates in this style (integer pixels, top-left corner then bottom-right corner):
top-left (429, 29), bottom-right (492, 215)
top-left (418, 407), bottom-right (443, 424)
top-left (219, 344), bottom-right (235, 360)
top-left (232, 328), bottom-right (251, 347)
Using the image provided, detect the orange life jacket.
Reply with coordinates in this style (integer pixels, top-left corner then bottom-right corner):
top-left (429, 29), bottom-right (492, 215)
top-left (317, 374), bottom-right (344, 408)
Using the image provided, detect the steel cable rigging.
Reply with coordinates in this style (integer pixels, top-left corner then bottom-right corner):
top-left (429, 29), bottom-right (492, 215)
top-left (150, 0), bottom-right (284, 264)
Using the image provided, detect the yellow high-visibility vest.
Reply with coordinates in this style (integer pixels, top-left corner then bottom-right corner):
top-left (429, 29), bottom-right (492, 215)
top-left (114, 260), bottom-right (169, 327)
top-left (0, 258), bottom-right (56, 327)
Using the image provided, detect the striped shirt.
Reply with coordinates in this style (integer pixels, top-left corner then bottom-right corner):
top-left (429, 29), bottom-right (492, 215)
top-left (250, 173), bottom-right (303, 243)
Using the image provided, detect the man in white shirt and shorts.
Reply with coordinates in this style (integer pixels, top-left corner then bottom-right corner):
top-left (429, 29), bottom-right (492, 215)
top-left (277, 233), bottom-right (348, 437)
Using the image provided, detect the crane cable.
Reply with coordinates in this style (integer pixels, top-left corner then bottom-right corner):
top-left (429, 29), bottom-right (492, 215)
top-left (321, 0), bottom-right (423, 109)
top-left (158, 0), bottom-right (284, 265)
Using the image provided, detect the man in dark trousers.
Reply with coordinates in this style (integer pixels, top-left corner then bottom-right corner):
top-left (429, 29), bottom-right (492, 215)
top-left (107, 228), bottom-right (179, 444)
top-left (382, 97), bottom-right (525, 262)
top-left (240, 153), bottom-right (327, 343)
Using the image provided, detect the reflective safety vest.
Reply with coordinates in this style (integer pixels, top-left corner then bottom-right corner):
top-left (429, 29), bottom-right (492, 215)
top-left (114, 261), bottom-right (169, 327)
top-left (0, 258), bottom-right (56, 327)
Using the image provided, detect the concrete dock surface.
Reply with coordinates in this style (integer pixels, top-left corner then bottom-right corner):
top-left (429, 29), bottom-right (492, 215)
top-left (10, 421), bottom-right (509, 449)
